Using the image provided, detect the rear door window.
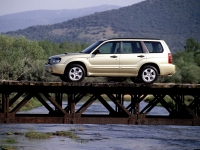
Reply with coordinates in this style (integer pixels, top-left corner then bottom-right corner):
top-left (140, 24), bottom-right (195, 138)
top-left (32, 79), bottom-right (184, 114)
top-left (122, 41), bottom-right (143, 53)
top-left (144, 42), bottom-right (163, 53)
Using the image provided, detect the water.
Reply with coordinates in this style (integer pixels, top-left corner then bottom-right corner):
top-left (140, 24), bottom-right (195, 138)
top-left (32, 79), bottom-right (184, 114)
top-left (0, 102), bottom-right (200, 150)
top-left (17, 101), bottom-right (169, 115)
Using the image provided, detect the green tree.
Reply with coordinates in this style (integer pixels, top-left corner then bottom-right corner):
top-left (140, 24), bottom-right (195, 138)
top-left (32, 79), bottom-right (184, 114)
top-left (184, 38), bottom-right (200, 67)
top-left (185, 38), bottom-right (200, 53)
top-left (159, 39), bottom-right (200, 84)
top-left (38, 40), bottom-right (54, 58)
top-left (0, 35), bottom-right (45, 80)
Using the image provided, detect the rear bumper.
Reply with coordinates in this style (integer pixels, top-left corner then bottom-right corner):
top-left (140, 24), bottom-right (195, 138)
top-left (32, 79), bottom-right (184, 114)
top-left (159, 64), bottom-right (175, 76)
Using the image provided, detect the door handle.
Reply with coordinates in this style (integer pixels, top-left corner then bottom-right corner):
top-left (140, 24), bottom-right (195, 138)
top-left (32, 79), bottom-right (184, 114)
top-left (137, 55), bottom-right (145, 58)
top-left (110, 55), bottom-right (118, 58)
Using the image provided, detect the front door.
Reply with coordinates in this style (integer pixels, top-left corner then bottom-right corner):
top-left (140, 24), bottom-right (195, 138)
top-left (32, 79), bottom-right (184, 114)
top-left (88, 41), bottom-right (121, 74)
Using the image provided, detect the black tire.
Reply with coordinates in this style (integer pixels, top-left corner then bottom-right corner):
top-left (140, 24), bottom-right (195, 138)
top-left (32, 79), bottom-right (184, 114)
top-left (139, 65), bottom-right (158, 84)
top-left (62, 64), bottom-right (85, 82)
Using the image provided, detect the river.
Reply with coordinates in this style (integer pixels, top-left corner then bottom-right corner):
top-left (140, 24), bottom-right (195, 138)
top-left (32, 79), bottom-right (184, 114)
top-left (0, 101), bottom-right (200, 150)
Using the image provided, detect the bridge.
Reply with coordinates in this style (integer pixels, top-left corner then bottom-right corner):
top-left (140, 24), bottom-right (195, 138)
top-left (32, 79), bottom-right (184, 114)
top-left (0, 80), bottom-right (200, 126)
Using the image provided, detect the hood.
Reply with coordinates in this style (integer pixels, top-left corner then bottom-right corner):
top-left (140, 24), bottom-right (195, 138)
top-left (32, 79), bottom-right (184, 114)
top-left (49, 52), bottom-right (86, 59)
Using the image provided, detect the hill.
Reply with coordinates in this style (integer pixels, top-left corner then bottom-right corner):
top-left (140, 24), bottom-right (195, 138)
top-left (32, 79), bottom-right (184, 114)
top-left (3, 0), bottom-right (200, 52)
top-left (0, 5), bottom-right (120, 32)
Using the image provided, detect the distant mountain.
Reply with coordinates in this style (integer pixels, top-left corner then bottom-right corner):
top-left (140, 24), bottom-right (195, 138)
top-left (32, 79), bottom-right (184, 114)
top-left (0, 5), bottom-right (120, 32)
top-left (3, 0), bottom-right (200, 52)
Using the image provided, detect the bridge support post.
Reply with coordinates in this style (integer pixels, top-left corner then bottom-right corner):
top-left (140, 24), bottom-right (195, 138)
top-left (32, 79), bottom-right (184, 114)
top-left (1, 93), bottom-right (10, 123)
top-left (55, 93), bottom-right (63, 112)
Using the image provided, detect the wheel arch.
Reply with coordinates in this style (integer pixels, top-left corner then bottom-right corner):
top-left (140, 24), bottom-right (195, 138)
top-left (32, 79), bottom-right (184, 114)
top-left (65, 61), bottom-right (88, 76)
top-left (139, 63), bottom-right (160, 75)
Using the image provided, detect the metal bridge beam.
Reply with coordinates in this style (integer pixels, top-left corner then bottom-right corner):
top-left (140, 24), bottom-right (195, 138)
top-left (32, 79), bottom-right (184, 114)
top-left (0, 81), bottom-right (200, 125)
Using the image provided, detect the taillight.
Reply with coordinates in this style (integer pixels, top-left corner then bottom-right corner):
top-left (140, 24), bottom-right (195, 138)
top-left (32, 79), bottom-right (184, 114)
top-left (168, 53), bottom-right (172, 63)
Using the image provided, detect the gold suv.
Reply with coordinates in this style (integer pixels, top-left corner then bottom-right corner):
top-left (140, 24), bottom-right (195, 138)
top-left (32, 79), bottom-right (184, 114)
top-left (45, 38), bottom-right (175, 83)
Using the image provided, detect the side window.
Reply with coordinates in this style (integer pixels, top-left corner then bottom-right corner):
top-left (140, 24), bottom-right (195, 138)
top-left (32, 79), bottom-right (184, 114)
top-left (98, 42), bottom-right (120, 54)
top-left (122, 41), bottom-right (143, 53)
top-left (144, 42), bottom-right (163, 53)
top-left (122, 42), bottom-right (132, 53)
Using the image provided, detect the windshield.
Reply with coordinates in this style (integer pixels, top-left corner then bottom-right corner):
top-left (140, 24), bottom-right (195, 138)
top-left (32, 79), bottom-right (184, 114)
top-left (81, 40), bottom-right (104, 53)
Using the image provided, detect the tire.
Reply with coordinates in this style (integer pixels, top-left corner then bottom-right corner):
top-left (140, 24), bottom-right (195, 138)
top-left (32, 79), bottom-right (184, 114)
top-left (62, 64), bottom-right (85, 82)
top-left (139, 65), bottom-right (158, 84)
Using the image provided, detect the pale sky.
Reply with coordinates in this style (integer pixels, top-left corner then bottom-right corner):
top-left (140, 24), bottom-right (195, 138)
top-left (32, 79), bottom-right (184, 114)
top-left (0, 0), bottom-right (145, 16)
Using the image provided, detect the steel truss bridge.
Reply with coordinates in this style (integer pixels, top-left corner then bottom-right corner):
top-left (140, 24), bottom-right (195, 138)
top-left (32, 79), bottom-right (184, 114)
top-left (0, 81), bottom-right (200, 126)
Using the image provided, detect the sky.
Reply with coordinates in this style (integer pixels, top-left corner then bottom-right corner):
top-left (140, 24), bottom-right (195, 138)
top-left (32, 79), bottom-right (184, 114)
top-left (0, 0), bottom-right (145, 16)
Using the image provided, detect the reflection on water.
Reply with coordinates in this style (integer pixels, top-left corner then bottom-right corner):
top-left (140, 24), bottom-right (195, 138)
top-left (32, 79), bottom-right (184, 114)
top-left (1, 102), bottom-right (200, 150)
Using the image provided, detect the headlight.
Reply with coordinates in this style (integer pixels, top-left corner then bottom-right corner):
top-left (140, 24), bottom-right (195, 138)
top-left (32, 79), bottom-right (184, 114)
top-left (50, 57), bottom-right (61, 64)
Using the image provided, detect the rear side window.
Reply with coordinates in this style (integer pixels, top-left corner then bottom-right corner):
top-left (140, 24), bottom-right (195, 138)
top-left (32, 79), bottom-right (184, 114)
top-left (144, 42), bottom-right (163, 53)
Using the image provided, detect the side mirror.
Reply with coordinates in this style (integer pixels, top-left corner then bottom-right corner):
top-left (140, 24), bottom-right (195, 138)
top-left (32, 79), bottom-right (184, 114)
top-left (93, 49), bottom-right (100, 54)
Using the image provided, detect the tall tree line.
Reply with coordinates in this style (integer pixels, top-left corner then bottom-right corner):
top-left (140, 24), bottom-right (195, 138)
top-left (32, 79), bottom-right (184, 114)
top-left (0, 35), bottom-right (88, 81)
top-left (0, 35), bottom-right (200, 83)
top-left (158, 38), bottom-right (200, 83)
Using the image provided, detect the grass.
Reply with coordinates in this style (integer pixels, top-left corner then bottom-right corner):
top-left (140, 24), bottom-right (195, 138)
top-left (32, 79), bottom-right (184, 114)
top-left (0, 130), bottom-right (79, 150)
top-left (53, 131), bottom-right (79, 139)
top-left (1, 138), bottom-right (17, 150)
top-left (2, 138), bottom-right (17, 144)
top-left (25, 130), bottom-right (52, 139)
top-left (1, 145), bottom-right (16, 150)
top-left (25, 130), bottom-right (79, 139)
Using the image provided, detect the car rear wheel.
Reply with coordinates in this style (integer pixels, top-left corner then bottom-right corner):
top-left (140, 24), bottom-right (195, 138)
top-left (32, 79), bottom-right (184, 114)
top-left (62, 64), bottom-right (85, 82)
top-left (139, 65), bottom-right (158, 84)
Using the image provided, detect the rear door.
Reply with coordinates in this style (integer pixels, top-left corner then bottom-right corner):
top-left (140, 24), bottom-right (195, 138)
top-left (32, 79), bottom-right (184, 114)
top-left (119, 41), bottom-right (146, 75)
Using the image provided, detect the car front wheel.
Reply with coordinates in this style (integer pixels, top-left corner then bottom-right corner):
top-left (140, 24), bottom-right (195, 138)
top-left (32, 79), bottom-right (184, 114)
top-left (139, 65), bottom-right (158, 84)
top-left (62, 64), bottom-right (85, 82)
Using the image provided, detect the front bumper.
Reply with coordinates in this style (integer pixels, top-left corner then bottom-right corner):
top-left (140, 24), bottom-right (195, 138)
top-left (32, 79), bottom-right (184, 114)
top-left (45, 63), bottom-right (66, 75)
